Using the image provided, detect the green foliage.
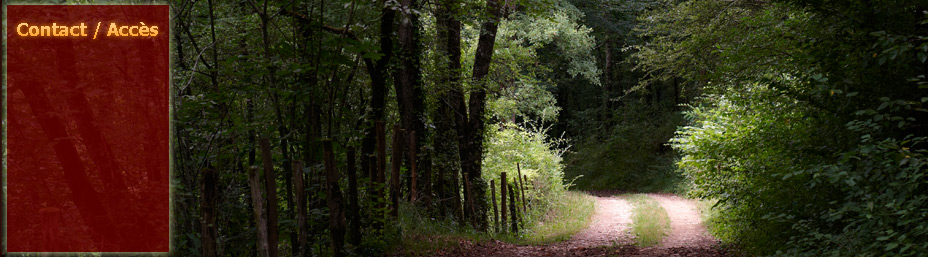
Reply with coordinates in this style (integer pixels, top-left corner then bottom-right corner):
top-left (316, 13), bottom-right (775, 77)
top-left (483, 122), bottom-right (568, 203)
top-left (643, 0), bottom-right (928, 255)
top-left (464, 0), bottom-right (601, 115)
top-left (675, 90), bottom-right (928, 255)
top-left (502, 3), bottom-right (601, 86)
top-left (780, 126), bottom-right (928, 256)
top-left (672, 87), bottom-right (846, 253)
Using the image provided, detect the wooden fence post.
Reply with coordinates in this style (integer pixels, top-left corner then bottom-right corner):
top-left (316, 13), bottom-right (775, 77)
top-left (346, 147), bottom-right (362, 245)
top-left (259, 138), bottom-right (279, 257)
top-left (200, 168), bottom-right (218, 257)
top-left (390, 125), bottom-right (404, 217)
top-left (436, 160), bottom-right (445, 215)
top-left (452, 166), bottom-right (463, 224)
top-left (500, 172), bottom-right (508, 233)
top-left (517, 163), bottom-right (527, 213)
top-left (524, 175), bottom-right (530, 209)
top-left (323, 140), bottom-right (346, 257)
top-left (376, 121), bottom-right (387, 222)
top-left (463, 171), bottom-right (476, 225)
top-left (491, 179), bottom-right (499, 233)
top-left (369, 154), bottom-right (381, 231)
top-left (292, 161), bottom-right (307, 256)
top-left (509, 183), bottom-right (518, 234)
top-left (248, 167), bottom-right (269, 257)
top-left (424, 151), bottom-right (432, 208)
top-left (409, 131), bottom-right (417, 202)
top-left (368, 153), bottom-right (376, 214)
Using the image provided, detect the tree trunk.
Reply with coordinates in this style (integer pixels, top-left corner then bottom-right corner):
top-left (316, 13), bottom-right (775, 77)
top-left (434, 0), bottom-right (466, 221)
top-left (248, 167), bottom-right (269, 257)
top-left (322, 140), bottom-right (346, 257)
top-left (293, 161), bottom-right (307, 256)
top-left (259, 138), bottom-right (279, 257)
top-left (200, 168), bottom-right (219, 257)
top-left (491, 179), bottom-right (499, 233)
top-left (376, 121), bottom-right (388, 222)
top-left (463, 171), bottom-right (476, 225)
top-left (459, 0), bottom-right (505, 232)
top-left (361, 0), bottom-right (396, 184)
top-left (346, 147), bottom-right (362, 245)
top-left (408, 131), bottom-right (418, 202)
top-left (393, 0), bottom-right (430, 204)
top-left (390, 125), bottom-right (404, 217)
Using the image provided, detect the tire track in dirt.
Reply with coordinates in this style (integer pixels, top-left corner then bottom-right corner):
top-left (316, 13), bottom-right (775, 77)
top-left (566, 195), bottom-right (634, 247)
top-left (648, 193), bottom-right (716, 248)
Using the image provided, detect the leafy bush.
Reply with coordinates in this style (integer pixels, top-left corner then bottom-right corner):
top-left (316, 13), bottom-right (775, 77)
top-left (673, 87), bottom-right (928, 255)
top-left (776, 101), bottom-right (928, 256)
top-left (672, 86), bottom-right (846, 253)
top-left (483, 122), bottom-right (568, 205)
top-left (637, 0), bottom-right (928, 254)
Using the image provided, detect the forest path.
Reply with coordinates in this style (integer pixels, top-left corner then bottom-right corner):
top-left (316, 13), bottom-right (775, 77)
top-left (429, 193), bottom-right (734, 256)
top-left (648, 193), bottom-right (716, 248)
top-left (565, 195), bottom-right (634, 247)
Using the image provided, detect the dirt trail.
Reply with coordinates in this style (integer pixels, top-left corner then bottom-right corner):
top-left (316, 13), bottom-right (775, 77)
top-left (566, 195), bottom-right (634, 247)
top-left (425, 193), bottom-right (732, 256)
top-left (648, 193), bottom-right (716, 248)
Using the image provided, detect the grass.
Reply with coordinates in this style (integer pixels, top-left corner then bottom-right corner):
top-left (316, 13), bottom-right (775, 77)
top-left (395, 203), bottom-right (490, 256)
top-left (626, 194), bottom-right (671, 247)
top-left (395, 191), bottom-right (596, 255)
top-left (695, 198), bottom-right (720, 231)
top-left (510, 191), bottom-right (596, 245)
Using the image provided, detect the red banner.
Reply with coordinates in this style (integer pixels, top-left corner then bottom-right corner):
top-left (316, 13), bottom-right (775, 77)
top-left (6, 5), bottom-right (170, 252)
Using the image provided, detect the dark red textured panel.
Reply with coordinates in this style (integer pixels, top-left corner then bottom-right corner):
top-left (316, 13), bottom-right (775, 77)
top-left (6, 5), bottom-right (170, 252)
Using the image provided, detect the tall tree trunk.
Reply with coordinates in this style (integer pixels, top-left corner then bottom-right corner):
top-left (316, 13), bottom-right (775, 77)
top-left (248, 167), bottom-right (270, 257)
top-left (293, 161), bottom-right (307, 257)
top-left (459, 0), bottom-right (505, 232)
top-left (361, 0), bottom-right (396, 191)
top-left (434, 0), bottom-right (465, 220)
top-left (200, 168), bottom-right (219, 257)
top-left (392, 0), bottom-right (430, 203)
top-left (322, 140), bottom-right (346, 257)
top-left (259, 138), bottom-right (279, 257)
top-left (346, 147), bottom-right (362, 245)
top-left (390, 125), bottom-right (404, 217)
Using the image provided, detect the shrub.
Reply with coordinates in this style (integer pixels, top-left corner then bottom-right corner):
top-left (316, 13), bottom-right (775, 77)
top-left (483, 122), bottom-right (568, 205)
